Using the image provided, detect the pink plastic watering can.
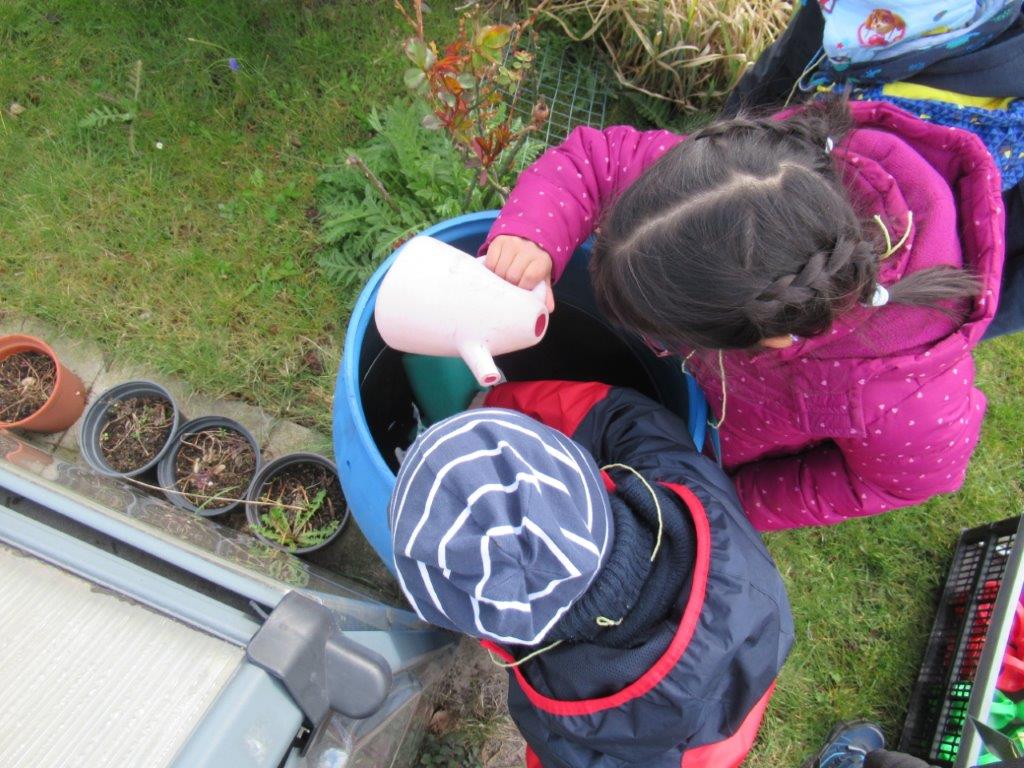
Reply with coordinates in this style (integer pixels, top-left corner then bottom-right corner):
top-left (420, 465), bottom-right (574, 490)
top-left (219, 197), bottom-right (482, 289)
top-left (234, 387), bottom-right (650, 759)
top-left (374, 235), bottom-right (550, 387)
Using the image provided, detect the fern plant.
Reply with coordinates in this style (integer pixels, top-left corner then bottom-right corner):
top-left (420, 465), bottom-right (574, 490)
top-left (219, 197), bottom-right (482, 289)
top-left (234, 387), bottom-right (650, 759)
top-left (77, 104), bottom-right (134, 130)
top-left (315, 4), bottom-right (550, 293)
top-left (315, 99), bottom-right (490, 291)
top-left (78, 59), bottom-right (144, 153)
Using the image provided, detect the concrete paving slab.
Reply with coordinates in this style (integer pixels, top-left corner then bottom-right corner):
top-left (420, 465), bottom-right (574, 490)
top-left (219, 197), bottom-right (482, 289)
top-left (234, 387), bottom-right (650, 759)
top-left (88, 362), bottom-right (155, 405)
top-left (202, 398), bottom-right (276, 450)
top-left (11, 315), bottom-right (334, 533)
top-left (0, 311), bottom-right (25, 337)
top-left (264, 420), bottom-right (330, 459)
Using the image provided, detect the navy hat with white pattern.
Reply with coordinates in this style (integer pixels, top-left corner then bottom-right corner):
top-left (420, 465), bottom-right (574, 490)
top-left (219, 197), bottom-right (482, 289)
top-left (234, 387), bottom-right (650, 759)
top-left (389, 408), bottom-right (613, 646)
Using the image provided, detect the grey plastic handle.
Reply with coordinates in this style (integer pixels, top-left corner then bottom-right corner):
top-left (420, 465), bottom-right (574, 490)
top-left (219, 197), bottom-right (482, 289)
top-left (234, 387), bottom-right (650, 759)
top-left (246, 591), bottom-right (392, 725)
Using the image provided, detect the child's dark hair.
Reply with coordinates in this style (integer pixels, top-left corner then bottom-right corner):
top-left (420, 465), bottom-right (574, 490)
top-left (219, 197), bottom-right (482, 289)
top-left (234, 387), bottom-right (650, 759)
top-left (590, 98), bottom-right (980, 350)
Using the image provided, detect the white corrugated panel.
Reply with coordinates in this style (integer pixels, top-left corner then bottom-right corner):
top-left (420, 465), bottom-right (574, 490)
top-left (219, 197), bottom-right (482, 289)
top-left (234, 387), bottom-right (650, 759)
top-left (0, 544), bottom-right (243, 767)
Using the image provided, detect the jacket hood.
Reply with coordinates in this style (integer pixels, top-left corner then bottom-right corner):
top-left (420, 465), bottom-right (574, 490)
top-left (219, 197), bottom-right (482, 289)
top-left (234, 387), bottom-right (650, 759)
top-left (488, 480), bottom-right (793, 766)
top-left (771, 101), bottom-right (1005, 370)
top-left (689, 102), bottom-right (1004, 469)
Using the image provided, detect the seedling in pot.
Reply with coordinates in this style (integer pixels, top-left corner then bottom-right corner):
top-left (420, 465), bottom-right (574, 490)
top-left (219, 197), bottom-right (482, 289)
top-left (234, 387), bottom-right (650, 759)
top-left (0, 351), bottom-right (56, 423)
top-left (251, 488), bottom-right (340, 551)
top-left (99, 396), bottom-right (175, 473)
top-left (247, 458), bottom-right (346, 553)
top-left (174, 427), bottom-right (258, 510)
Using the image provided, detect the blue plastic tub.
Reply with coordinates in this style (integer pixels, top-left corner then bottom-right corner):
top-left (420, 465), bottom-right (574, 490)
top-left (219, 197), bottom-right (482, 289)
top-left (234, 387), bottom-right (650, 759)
top-left (333, 211), bottom-right (708, 572)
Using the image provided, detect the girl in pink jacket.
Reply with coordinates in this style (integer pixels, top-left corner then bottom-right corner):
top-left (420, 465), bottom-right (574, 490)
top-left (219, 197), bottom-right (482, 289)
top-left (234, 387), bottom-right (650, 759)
top-left (481, 99), bottom-right (1005, 531)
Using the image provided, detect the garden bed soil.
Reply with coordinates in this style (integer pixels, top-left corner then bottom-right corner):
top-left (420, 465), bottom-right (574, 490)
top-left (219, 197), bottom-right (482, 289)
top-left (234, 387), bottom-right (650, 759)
top-left (0, 351), bottom-right (56, 423)
top-left (174, 427), bottom-right (258, 508)
top-left (99, 396), bottom-right (175, 472)
top-left (254, 462), bottom-right (345, 535)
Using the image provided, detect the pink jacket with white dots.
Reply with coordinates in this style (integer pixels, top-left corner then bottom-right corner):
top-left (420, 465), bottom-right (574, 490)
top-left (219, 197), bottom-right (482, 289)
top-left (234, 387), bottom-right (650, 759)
top-left (482, 102), bottom-right (1006, 531)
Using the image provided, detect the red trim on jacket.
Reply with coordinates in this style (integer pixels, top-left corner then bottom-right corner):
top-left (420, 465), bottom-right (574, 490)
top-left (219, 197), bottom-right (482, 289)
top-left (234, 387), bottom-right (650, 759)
top-left (482, 481), bottom-right (711, 716)
top-left (522, 684), bottom-right (777, 768)
top-left (484, 381), bottom-right (612, 439)
top-left (680, 682), bottom-right (776, 768)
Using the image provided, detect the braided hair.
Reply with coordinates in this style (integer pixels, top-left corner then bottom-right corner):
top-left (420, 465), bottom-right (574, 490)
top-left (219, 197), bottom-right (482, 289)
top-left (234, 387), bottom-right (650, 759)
top-left (590, 98), bottom-right (980, 351)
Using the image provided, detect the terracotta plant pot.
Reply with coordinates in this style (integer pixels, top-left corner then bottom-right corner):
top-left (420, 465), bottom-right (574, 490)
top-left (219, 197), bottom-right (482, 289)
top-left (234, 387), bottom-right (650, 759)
top-left (0, 334), bottom-right (86, 433)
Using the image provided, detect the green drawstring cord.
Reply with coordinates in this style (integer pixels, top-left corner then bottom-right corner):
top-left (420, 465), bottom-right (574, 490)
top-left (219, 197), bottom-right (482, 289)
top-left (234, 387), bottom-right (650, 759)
top-left (682, 350), bottom-right (727, 430)
top-left (487, 639), bottom-right (563, 669)
top-left (601, 463), bottom-right (664, 563)
top-left (785, 49), bottom-right (827, 107)
top-left (873, 211), bottom-right (914, 260)
top-left (487, 462), bottom-right (667, 668)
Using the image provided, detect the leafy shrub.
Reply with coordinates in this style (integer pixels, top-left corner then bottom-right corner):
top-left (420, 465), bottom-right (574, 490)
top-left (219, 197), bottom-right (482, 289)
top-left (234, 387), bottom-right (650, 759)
top-left (400, 3), bottom-right (546, 196)
top-left (250, 488), bottom-right (340, 551)
top-left (417, 730), bottom-right (483, 768)
top-left (315, 3), bottom-right (549, 292)
top-left (315, 100), bottom-right (488, 291)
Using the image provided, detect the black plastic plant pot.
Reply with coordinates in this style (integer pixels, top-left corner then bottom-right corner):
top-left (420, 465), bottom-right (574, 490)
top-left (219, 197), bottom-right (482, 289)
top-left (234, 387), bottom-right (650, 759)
top-left (244, 452), bottom-right (349, 555)
top-left (79, 380), bottom-right (182, 479)
top-left (156, 415), bottom-right (262, 517)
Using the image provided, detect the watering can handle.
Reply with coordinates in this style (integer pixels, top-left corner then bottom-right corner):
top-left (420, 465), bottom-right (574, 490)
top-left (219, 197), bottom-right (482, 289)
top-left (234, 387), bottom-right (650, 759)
top-left (475, 255), bottom-right (550, 305)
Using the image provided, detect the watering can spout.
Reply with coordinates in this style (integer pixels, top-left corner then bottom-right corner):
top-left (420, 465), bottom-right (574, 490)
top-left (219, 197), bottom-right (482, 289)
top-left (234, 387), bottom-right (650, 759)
top-left (374, 235), bottom-right (549, 386)
top-left (458, 341), bottom-right (503, 388)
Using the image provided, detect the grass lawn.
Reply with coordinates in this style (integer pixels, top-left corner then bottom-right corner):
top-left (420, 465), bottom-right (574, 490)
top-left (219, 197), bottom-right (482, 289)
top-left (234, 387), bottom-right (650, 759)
top-left (0, 0), bottom-right (458, 433)
top-left (3, 3), bottom-right (1024, 766)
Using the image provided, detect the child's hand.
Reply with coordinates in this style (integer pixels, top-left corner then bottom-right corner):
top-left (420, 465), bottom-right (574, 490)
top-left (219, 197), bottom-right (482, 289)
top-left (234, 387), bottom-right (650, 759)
top-left (484, 235), bottom-right (555, 311)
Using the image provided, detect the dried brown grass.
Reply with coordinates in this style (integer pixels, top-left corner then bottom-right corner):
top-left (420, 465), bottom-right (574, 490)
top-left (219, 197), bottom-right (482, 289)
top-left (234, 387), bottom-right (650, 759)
top-left (538, 0), bottom-right (794, 112)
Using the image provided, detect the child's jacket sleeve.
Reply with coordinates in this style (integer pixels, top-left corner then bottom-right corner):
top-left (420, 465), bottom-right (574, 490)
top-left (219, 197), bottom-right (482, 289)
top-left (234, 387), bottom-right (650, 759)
top-left (735, 363), bottom-right (985, 531)
top-left (480, 126), bottom-right (684, 281)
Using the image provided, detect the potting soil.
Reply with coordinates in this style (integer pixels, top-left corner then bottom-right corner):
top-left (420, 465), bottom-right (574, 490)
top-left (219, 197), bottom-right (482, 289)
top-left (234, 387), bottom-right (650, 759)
top-left (174, 428), bottom-right (258, 508)
top-left (99, 396), bottom-right (175, 472)
top-left (254, 462), bottom-right (346, 541)
top-left (0, 351), bottom-right (56, 423)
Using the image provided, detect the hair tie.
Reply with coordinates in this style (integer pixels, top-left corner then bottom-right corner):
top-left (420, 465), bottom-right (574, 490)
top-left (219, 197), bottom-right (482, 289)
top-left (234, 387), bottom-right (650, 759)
top-left (825, 136), bottom-right (835, 155)
top-left (865, 284), bottom-right (890, 308)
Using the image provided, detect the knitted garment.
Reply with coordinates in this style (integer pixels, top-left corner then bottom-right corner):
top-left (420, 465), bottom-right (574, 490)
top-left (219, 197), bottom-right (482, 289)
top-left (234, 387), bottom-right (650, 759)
top-left (390, 408), bottom-right (612, 646)
top-left (549, 474), bottom-right (696, 649)
top-left (549, 490), bottom-right (653, 645)
top-left (851, 86), bottom-right (1024, 188)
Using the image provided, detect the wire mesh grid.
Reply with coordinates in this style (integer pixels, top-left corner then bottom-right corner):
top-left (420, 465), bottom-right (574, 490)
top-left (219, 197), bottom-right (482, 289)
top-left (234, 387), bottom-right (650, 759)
top-left (505, 36), bottom-right (613, 147)
top-left (899, 518), bottom-right (1020, 766)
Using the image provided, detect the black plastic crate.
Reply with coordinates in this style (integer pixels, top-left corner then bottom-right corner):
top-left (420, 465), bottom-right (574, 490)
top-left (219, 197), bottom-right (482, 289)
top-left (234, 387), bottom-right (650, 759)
top-left (900, 517), bottom-right (1021, 765)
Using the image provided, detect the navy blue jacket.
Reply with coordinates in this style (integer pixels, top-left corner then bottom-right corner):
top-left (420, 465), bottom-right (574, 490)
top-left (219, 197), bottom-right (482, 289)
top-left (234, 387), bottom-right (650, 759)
top-left (483, 381), bottom-right (794, 768)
